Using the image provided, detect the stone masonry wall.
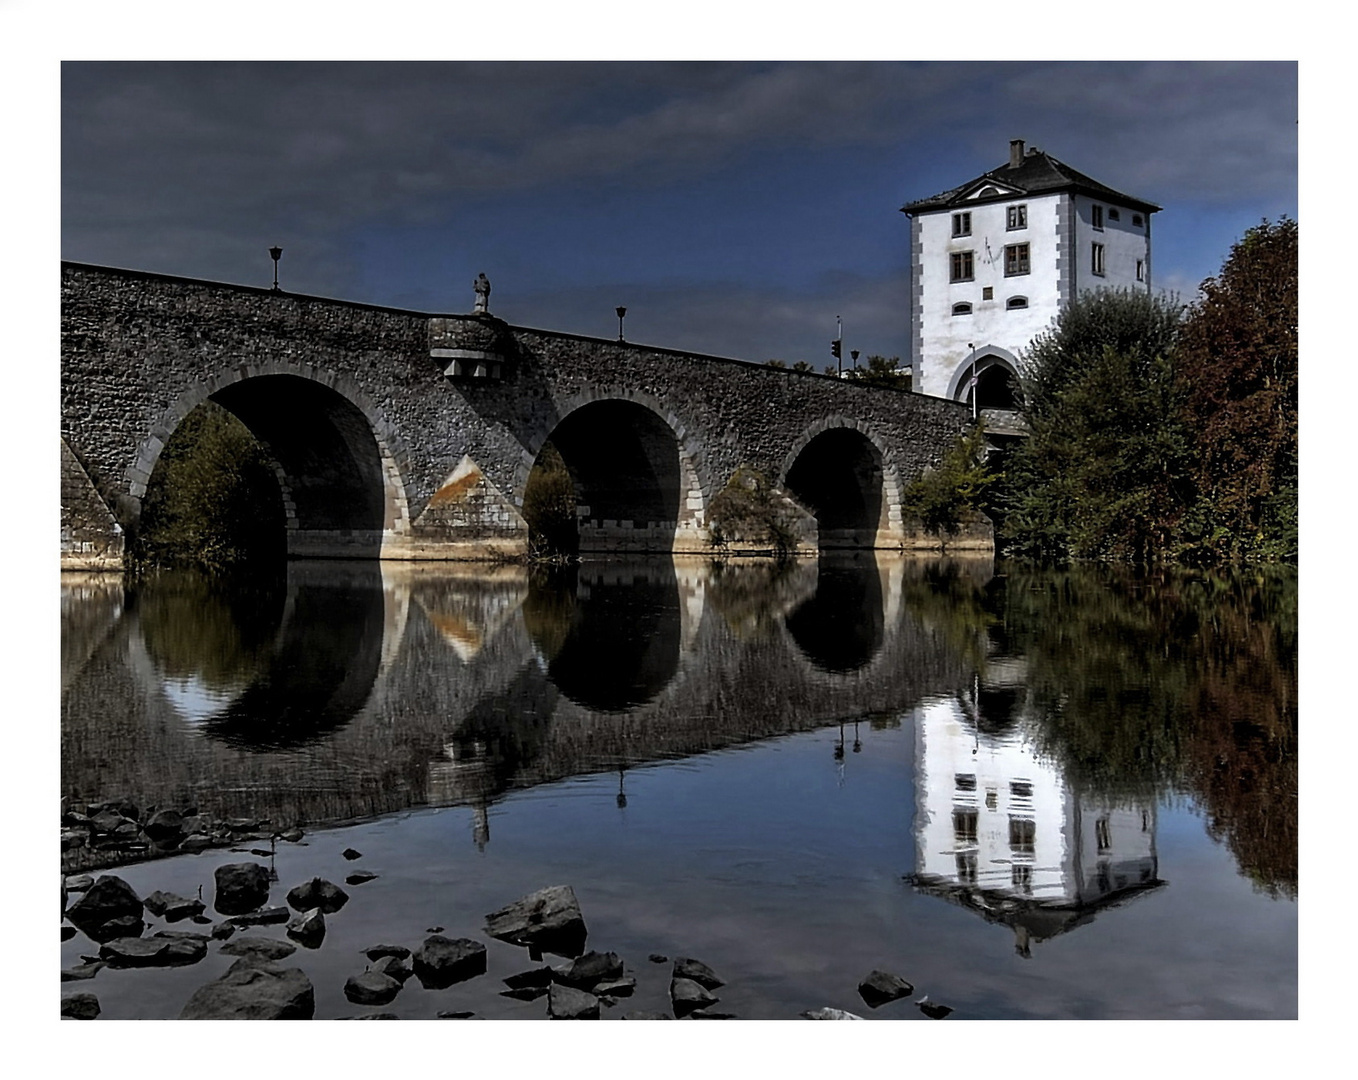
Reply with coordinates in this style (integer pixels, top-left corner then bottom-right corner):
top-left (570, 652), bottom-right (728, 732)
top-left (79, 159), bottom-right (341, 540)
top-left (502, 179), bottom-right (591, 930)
top-left (62, 263), bottom-right (982, 562)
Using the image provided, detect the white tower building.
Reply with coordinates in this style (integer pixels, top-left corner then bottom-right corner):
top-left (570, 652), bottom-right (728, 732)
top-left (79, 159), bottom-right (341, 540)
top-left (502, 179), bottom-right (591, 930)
top-left (902, 140), bottom-right (1159, 416)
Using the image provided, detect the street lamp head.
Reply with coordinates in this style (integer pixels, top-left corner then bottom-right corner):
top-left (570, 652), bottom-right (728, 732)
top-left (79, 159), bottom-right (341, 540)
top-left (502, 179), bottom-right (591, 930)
top-left (269, 246), bottom-right (283, 291)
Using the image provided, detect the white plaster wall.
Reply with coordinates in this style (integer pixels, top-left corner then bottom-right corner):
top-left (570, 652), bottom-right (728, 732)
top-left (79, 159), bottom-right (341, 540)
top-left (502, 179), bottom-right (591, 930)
top-left (914, 194), bottom-right (1064, 399)
top-left (1071, 193), bottom-right (1152, 297)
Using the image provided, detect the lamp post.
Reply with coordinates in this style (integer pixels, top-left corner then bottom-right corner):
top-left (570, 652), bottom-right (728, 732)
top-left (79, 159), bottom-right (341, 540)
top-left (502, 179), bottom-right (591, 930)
top-left (269, 246), bottom-right (283, 292)
top-left (616, 306), bottom-right (627, 342)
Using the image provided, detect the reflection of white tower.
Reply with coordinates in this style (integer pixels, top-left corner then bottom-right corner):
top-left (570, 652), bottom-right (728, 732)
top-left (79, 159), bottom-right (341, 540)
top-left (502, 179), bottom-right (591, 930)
top-left (911, 694), bottom-right (1160, 954)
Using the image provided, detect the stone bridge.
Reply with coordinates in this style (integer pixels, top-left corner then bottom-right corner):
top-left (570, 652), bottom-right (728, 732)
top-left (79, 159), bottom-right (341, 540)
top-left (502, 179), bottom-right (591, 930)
top-left (61, 263), bottom-right (987, 569)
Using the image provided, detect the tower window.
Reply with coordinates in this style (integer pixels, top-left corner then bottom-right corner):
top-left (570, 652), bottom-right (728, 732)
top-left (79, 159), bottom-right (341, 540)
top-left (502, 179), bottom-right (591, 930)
top-left (1132, 214), bottom-right (1144, 228)
top-left (1004, 244), bottom-right (1030, 277)
top-left (1006, 296), bottom-right (1028, 310)
top-left (1092, 204), bottom-right (1104, 230)
top-left (1136, 259), bottom-right (1146, 282)
top-left (1092, 242), bottom-right (1106, 276)
top-left (1006, 204), bottom-right (1027, 230)
top-left (1108, 207), bottom-right (1121, 222)
top-left (951, 302), bottom-right (973, 316)
top-left (952, 212), bottom-right (972, 237)
top-left (950, 251), bottom-right (975, 282)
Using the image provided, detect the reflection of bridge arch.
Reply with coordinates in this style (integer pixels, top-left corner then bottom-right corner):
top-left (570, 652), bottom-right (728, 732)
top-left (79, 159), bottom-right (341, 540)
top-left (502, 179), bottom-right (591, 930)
top-left (129, 364), bottom-right (412, 558)
top-left (780, 418), bottom-right (903, 549)
top-left (517, 388), bottom-right (708, 553)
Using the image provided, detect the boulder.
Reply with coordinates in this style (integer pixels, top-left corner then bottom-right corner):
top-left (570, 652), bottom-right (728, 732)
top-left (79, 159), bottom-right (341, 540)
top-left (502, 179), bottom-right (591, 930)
top-left (648, 953), bottom-right (669, 964)
top-left (219, 937), bottom-right (297, 962)
top-left (691, 1009), bottom-right (737, 1019)
top-left (594, 976), bottom-right (636, 997)
top-left (371, 955), bottom-right (413, 984)
top-left (60, 829), bottom-right (88, 851)
top-left (801, 1007), bottom-right (865, 1020)
top-left (279, 828), bottom-right (304, 843)
top-left (64, 874), bottom-right (94, 893)
top-left (622, 1010), bottom-right (672, 1020)
top-left (556, 950), bottom-right (624, 989)
top-left (61, 926), bottom-right (77, 942)
top-left (226, 905), bottom-right (290, 927)
top-left (286, 877), bottom-right (349, 914)
top-left (180, 957), bottom-right (315, 1020)
top-left (210, 922), bottom-right (238, 941)
top-left (503, 965), bottom-right (555, 989)
top-left (344, 971), bottom-right (402, 1006)
top-left (179, 835), bottom-right (213, 854)
top-left (99, 935), bottom-right (206, 967)
top-left (673, 956), bottom-right (724, 989)
top-left (61, 961), bottom-right (106, 981)
top-left (485, 885), bottom-right (587, 957)
top-left (286, 908), bottom-right (326, 948)
top-left (918, 999), bottom-right (953, 1020)
top-left (412, 935), bottom-right (487, 989)
top-left (858, 969), bottom-right (914, 1008)
top-left (342, 848), bottom-right (363, 860)
top-left (214, 863), bottom-right (271, 916)
top-left (548, 983), bottom-right (600, 1019)
top-left (363, 944), bottom-right (411, 961)
top-left (144, 891), bottom-right (205, 921)
top-left (436, 1010), bottom-right (479, 1019)
top-left (67, 875), bottom-right (143, 938)
top-left (143, 809), bottom-right (184, 842)
top-left (346, 870), bottom-right (378, 886)
top-left (61, 993), bottom-right (100, 1019)
top-left (500, 986), bottom-right (549, 1001)
top-left (670, 977), bottom-right (719, 1017)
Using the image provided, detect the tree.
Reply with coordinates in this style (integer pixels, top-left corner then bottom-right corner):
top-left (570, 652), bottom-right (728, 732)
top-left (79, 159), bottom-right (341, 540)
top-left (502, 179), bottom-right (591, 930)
top-left (1174, 218), bottom-right (1298, 562)
top-left (843, 355), bottom-right (910, 390)
top-left (999, 289), bottom-right (1189, 562)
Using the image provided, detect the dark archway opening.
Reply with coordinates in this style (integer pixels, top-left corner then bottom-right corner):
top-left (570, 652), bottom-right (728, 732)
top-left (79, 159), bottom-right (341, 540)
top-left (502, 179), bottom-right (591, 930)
top-left (974, 363), bottom-right (1019, 411)
top-left (528, 400), bottom-right (682, 555)
top-left (784, 428), bottom-right (884, 548)
top-left (785, 554), bottom-right (885, 673)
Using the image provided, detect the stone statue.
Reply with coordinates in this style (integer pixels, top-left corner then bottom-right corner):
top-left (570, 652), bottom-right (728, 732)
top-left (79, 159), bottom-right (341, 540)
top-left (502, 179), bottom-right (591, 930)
top-left (473, 273), bottom-right (491, 314)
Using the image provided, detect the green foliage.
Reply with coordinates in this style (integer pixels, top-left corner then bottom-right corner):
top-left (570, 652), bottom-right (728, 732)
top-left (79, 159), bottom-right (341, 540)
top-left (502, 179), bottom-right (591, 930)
top-left (522, 440), bottom-right (578, 559)
top-left (1174, 218), bottom-right (1298, 563)
top-left (998, 289), bottom-right (1190, 562)
top-left (134, 401), bottom-right (285, 571)
top-left (900, 425), bottom-right (995, 533)
top-left (843, 355), bottom-right (910, 391)
top-left (707, 466), bottom-right (800, 556)
top-left (764, 359), bottom-right (814, 372)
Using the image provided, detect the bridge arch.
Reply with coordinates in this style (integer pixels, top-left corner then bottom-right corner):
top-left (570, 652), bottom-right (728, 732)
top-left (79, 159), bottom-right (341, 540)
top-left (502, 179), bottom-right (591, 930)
top-left (515, 387), bottom-right (709, 554)
top-left (779, 418), bottom-right (903, 549)
top-left (129, 361), bottom-right (413, 559)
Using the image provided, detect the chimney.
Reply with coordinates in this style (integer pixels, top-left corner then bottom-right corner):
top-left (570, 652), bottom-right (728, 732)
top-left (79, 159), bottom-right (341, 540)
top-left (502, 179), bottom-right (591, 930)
top-left (1009, 139), bottom-right (1025, 168)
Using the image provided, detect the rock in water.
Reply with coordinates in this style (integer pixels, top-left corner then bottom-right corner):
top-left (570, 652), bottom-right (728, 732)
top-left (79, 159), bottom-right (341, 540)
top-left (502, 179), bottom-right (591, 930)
top-left (66, 875), bottom-right (143, 940)
top-left (285, 877), bottom-right (349, 914)
top-left (344, 971), bottom-right (403, 1006)
top-left (484, 885), bottom-right (587, 957)
top-left (179, 958), bottom-right (315, 1020)
top-left (346, 870), bottom-right (378, 886)
top-left (548, 983), bottom-right (600, 1019)
top-left (214, 863), bottom-right (271, 916)
top-left (100, 935), bottom-right (206, 967)
top-left (226, 905), bottom-right (290, 927)
top-left (673, 956), bottom-right (724, 989)
top-left (61, 993), bottom-right (100, 1019)
top-left (622, 1011), bottom-right (672, 1020)
top-left (342, 848), bottom-right (363, 860)
top-left (371, 955), bottom-right (413, 984)
top-left (801, 1007), bottom-right (865, 1020)
top-left (219, 937), bottom-right (297, 962)
top-left (670, 977), bottom-right (719, 1017)
top-left (143, 808), bottom-right (184, 842)
top-left (363, 944), bottom-right (411, 961)
top-left (412, 935), bottom-right (487, 989)
top-left (143, 891), bottom-right (205, 922)
top-left (858, 969), bottom-right (914, 1008)
top-left (556, 950), bottom-right (624, 989)
top-left (918, 999), bottom-right (953, 1020)
top-left (286, 908), bottom-right (326, 948)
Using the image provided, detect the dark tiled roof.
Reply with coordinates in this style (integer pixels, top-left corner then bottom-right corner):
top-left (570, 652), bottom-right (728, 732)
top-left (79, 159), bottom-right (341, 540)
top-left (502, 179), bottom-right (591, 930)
top-left (901, 149), bottom-right (1161, 215)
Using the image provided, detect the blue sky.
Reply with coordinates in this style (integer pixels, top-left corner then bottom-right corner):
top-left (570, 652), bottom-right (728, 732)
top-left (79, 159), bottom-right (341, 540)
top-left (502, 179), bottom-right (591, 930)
top-left (58, 60), bottom-right (1297, 367)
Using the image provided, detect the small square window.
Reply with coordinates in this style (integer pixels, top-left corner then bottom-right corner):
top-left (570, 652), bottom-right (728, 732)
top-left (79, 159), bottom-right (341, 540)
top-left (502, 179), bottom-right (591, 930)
top-left (1092, 242), bottom-right (1105, 276)
top-left (952, 212), bottom-right (972, 237)
top-left (950, 250), bottom-right (974, 282)
top-left (1004, 244), bottom-right (1030, 277)
top-left (954, 773), bottom-right (977, 791)
top-left (1006, 204), bottom-right (1027, 230)
top-left (1092, 204), bottom-right (1104, 230)
top-left (1108, 208), bottom-right (1120, 222)
top-left (982, 286), bottom-right (994, 301)
top-left (1132, 214), bottom-right (1144, 228)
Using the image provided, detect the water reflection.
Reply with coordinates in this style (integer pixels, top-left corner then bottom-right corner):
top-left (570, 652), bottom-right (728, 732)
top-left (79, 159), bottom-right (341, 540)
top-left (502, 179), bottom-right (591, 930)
top-left (135, 566), bottom-right (388, 750)
top-left (525, 560), bottom-right (682, 712)
top-left (785, 553), bottom-right (885, 673)
top-left (910, 695), bottom-right (1162, 956)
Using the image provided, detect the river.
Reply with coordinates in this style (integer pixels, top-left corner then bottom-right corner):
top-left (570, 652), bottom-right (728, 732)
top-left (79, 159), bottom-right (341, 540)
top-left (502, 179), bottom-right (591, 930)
top-left (59, 554), bottom-right (1297, 1019)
